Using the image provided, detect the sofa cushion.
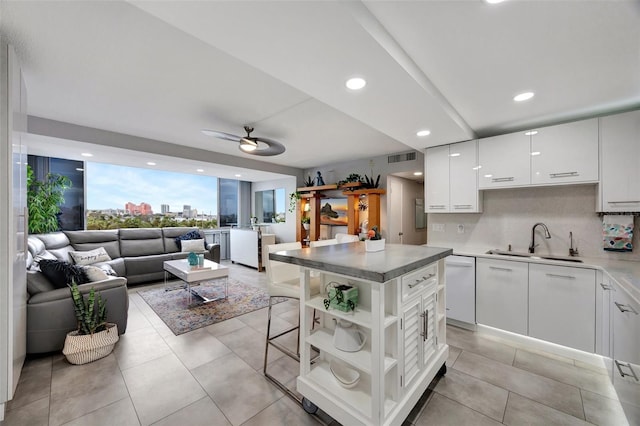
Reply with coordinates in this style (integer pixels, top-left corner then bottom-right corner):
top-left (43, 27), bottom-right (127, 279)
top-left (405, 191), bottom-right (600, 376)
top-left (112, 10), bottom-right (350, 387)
top-left (175, 230), bottom-right (206, 251)
top-left (181, 239), bottom-right (206, 252)
top-left (69, 247), bottom-right (112, 265)
top-left (123, 253), bottom-right (173, 277)
top-left (119, 228), bottom-right (165, 257)
top-left (27, 236), bottom-right (46, 258)
top-left (82, 265), bottom-right (109, 282)
top-left (39, 259), bottom-right (89, 288)
top-left (162, 227), bottom-right (199, 253)
top-left (64, 230), bottom-right (121, 259)
top-left (33, 232), bottom-right (74, 262)
top-left (26, 270), bottom-right (56, 295)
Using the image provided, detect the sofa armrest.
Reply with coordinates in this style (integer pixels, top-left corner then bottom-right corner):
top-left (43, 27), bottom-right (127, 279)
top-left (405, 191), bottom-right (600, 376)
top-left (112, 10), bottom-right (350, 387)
top-left (28, 277), bottom-right (127, 305)
top-left (205, 243), bottom-right (221, 263)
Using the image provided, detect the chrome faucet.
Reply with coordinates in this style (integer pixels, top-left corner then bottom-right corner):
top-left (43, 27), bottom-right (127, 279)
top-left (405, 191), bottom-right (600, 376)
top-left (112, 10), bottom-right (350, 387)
top-left (529, 223), bottom-right (551, 253)
top-left (569, 231), bottom-right (579, 257)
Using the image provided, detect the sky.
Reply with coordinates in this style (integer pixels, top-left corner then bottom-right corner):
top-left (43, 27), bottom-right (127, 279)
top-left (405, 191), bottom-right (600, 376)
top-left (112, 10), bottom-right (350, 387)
top-left (86, 162), bottom-right (217, 215)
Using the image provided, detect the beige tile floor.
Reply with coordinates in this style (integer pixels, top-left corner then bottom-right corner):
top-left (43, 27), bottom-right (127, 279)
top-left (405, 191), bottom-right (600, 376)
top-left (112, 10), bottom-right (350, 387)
top-left (1, 261), bottom-right (632, 426)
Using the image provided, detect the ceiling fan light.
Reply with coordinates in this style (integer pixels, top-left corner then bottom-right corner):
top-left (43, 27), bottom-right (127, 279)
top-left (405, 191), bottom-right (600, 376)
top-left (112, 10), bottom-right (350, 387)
top-left (240, 138), bottom-right (258, 152)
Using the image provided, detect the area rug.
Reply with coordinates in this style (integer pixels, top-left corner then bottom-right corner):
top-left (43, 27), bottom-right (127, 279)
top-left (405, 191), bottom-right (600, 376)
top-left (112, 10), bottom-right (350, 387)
top-left (138, 278), bottom-right (284, 335)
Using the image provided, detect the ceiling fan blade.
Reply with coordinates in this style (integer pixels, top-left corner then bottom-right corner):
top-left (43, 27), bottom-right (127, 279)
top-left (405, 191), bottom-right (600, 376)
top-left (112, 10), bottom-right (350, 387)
top-left (201, 129), bottom-right (241, 142)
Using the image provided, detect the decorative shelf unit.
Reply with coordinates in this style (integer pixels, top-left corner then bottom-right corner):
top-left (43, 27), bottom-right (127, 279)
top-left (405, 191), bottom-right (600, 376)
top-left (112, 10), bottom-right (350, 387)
top-left (294, 184), bottom-right (386, 244)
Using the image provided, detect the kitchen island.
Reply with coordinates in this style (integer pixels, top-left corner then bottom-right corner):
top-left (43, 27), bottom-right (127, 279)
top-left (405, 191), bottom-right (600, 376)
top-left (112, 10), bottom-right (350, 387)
top-left (270, 242), bottom-right (452, 426)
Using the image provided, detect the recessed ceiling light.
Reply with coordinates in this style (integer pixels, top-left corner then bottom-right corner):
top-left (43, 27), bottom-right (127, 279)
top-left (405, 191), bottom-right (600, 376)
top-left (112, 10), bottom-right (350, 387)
top-left (531, 151), bottom-right (541, 156)
top-left (484, 174), bottom-right (493, 178)
top-left (416, 130), bottom-right (431, 137)
top-left (413, 172), bottom-right (423, 176)
top-left (81, 153), bottom-right (93, 157)
top-left (196, 168), bottom-right (204, 173)
top-left (472, 165), bottom-right (482, 170)
top-left (449, 152), bottom-right (461, 157)
top-left (485, 0), bottom-right (506, 4)
top-left (147, 162), bottom-right (156, 166)
top-left (234, 174), bottom-right (242, 178)
top-left (525, 130), bottom-right (538, 136)
top-left (514, 92), bottom-right (535, 102)
top-left (345, 77), bottom-right (366, 90)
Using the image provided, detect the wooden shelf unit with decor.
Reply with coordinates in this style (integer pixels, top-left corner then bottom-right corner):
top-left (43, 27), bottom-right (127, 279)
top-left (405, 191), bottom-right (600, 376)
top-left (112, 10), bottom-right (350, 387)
top-left (294, 184), bottom-right (385, 244)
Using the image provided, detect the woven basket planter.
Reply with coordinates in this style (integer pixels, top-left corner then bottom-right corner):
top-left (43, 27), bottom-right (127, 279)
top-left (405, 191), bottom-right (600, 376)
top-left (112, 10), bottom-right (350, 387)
top-left (62, 323), bottom-right (119, 365)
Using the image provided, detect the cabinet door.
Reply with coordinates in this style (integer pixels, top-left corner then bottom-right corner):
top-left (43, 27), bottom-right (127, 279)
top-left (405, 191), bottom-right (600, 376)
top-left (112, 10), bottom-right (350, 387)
top-left (600, 110), bottom-right (640, 212)
top-left (530, 118), bottom-right (599, 185)
top-left (402, 297), bottom-right (423, 389)
top-left (529, 264), bottom-right (596, 352)
top-left (478, 132), bottom-right (530, 188)
top-left (425, 145), bottom-right (450, 212)
top-left (476, 258), bottom-right (529, 335)
top-left (595, 273), bottom-right (613, 358)
top-left (450, 140), bottom-right (481, 212)
top-left (422, 291), bottom-right (437, 366)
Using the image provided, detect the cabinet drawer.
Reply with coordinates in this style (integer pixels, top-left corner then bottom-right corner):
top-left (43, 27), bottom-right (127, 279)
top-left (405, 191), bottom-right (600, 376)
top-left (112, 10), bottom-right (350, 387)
top-left (402, 264), bottom-right (437, 301)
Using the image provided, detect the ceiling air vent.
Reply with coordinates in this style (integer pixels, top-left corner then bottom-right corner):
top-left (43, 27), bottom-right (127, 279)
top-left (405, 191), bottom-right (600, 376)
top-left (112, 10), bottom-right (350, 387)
top-left (388, 151), bottom-right (417, 164)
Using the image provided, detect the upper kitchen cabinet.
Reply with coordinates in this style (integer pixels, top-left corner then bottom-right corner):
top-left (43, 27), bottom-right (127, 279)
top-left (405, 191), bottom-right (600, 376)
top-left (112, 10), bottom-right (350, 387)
top-left (478, 132), bottom-right (530, 189)
top-left (599, 110), bottom-right (640, 212)
top-left (425, 140), bottom-right (481, 213)
top-left (530, 118), bottom-right (599, 185)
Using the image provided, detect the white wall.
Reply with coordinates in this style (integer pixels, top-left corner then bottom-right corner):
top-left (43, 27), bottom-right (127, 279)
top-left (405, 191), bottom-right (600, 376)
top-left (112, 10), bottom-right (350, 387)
top-left (387, 175), bottom-right (428, 245)
top-left (427, 184), bottom-right (640, 262)
top-left (251, 176), bottom-right (297, 243)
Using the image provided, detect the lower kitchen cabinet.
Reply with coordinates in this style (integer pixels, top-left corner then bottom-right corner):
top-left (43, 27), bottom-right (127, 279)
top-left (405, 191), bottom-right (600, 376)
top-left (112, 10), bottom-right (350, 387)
top-left (611, 281), bottom-right (640, 424)
top-left (402, 284), bottom-right (437, 390)
top-left (595, 271), bottom-right (614, 358)
top-left (476, 258), bottom-right (528, 335)
top-left (529, 264), bottom-right (596, 352)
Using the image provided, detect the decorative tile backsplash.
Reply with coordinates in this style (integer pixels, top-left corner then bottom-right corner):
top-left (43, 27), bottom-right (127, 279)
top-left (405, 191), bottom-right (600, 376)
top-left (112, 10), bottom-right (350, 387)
top-left (427, 185), bottom-right (640, 261)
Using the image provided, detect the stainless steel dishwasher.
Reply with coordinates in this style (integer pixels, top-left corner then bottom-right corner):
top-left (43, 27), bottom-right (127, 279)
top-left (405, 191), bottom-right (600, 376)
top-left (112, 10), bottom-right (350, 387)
top-left (445, 256), bottom-right (476, 327)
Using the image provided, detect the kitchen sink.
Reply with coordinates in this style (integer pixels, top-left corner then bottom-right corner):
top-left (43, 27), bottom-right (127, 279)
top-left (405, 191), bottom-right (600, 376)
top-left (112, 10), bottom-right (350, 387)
top-left (485, 249), bottom-right (583, 263)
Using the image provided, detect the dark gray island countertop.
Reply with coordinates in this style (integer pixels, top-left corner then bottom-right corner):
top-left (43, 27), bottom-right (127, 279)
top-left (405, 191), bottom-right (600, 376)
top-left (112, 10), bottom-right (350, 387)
top-left (269, 242), bottom-right (452, 283)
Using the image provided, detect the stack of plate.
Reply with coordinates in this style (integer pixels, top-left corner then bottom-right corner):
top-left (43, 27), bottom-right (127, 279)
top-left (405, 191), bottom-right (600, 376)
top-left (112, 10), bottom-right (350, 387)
top-left (329, 360), bottom-right (360, 389)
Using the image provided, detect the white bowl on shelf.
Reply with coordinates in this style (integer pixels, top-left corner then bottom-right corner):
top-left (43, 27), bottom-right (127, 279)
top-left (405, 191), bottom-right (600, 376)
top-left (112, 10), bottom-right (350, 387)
top-left (329, 360), bottom-right (360, 389)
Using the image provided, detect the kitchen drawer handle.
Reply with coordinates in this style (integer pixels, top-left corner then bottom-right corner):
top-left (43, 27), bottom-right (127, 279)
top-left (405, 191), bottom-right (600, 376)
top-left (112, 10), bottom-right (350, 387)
top-left (489, 266), bottom-right (512, 272)
top-left (549, 171), bottom-right (579, 178)
top-left (614, 302), bottom-right (639, 315)
top-left (428, 205), bottom-right (446, 209)
top-left (408, 273), bottom-right (435, 288)
top-left (492, 177), bottom-right (514, 182)
top-left (615, 360), bottom-right (639, 381)
top-left (453, 205), bottom-right (472, 209)
top-left (608, 201), bottom-right (640, 204)
top-left (546, 273), bottom-right (576, 280)
top-left (600, 283), bottom-right (614, 291)
top-left (447, 262), bottom-right (473, 267)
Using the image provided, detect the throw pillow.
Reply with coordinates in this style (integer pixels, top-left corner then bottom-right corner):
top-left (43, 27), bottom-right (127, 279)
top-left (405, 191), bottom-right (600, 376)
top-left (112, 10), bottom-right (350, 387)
top-left (69, 247), bottom-right (111, 266)
top-left (174, 230), bottom-right (204, 250)
top-left (181, 239), bottom-right (206, 252)
top-left (82, 265), bottom-right (109, 282)
top-left (39, 259), bottom-right (89, 289)
top-left (98, 264), bottom-right (117, 276)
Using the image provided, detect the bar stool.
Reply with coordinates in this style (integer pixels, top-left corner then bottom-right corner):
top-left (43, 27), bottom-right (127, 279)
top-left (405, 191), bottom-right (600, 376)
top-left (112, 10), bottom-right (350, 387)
top-left (263, 242), bottom-right (319, 401)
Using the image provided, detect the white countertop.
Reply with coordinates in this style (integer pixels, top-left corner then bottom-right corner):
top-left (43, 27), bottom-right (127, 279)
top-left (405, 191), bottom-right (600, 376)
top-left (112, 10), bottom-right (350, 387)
top-left (447, 244), bottom-right (640, 303)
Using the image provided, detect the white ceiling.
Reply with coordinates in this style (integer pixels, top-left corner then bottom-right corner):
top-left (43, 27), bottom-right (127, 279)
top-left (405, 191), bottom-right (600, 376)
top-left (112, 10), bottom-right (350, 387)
top-left (2, 0), bottom-right (639, 180)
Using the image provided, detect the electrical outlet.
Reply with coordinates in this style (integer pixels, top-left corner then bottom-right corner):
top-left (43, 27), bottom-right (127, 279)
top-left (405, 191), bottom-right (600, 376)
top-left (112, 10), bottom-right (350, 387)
top-left (457, 224), bottom-right (465, 234)
top-left (432, 223), bottom-right (445, 232)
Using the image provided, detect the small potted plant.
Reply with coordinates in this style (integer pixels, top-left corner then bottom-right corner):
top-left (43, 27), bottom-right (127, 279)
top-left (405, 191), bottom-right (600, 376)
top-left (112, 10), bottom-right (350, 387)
top-left (365, 226), bottom-right (385, 252)
top-left (62, 281), bottom-right (119, 365)
top-left (301, 216), bottom-right (311, 230)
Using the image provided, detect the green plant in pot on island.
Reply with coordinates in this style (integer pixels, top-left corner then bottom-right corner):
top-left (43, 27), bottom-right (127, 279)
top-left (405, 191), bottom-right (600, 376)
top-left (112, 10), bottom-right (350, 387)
top-left (62, 281), bottom-right (119, 365)
top-left (27, 164), bottom-right (72, 234)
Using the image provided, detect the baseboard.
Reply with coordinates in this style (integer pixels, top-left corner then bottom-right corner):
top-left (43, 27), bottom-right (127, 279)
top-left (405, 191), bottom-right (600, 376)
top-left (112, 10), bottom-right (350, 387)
top-left (0, 402), bottom-right (5, 421)
top-left (446, 318), bottom-right (476, 331)
top-left (476, 324), bottom-right (608, 369)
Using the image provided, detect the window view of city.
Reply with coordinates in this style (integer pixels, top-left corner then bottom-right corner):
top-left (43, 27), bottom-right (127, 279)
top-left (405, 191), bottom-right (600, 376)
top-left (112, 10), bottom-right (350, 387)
top-left (85, 163), bottom-right (219, 230)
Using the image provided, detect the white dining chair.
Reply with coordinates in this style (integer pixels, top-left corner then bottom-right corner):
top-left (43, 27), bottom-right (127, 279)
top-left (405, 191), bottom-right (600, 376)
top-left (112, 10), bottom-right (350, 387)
top-left (335, 233), bottom-right (360, 243)
top-left (309, 238), bottom-right (337, 247)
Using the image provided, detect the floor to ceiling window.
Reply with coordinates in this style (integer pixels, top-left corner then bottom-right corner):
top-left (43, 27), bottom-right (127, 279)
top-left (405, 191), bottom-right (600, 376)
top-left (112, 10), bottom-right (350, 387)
top-left (218, 179), bottom-right (238, 227)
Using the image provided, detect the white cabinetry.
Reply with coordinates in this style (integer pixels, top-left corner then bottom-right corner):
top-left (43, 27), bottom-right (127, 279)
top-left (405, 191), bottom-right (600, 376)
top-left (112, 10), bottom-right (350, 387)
top-left (530, 118), bottom-right (599, 185)
top-left (424, 145), bottom-right (449, 212)
top-left (425, 140), bottom-right (481, 213)
top-left (230, 229), bottom-right (274, 271)
top-left (478, 132), bottom-right (530, 189)
top-left (599, 110), bottom-right (640, 212)
top-left (595, 272), bottom-right (613, 358)
top-left (611, 282), bottom-right (640, 424)
top-left (476, 258), bottom-right (528, 335)
top-left (529, 264), bottom-right (596, 352)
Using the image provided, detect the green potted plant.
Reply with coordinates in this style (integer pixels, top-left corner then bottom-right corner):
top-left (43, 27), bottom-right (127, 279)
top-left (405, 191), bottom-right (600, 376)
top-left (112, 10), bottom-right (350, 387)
top-left (288, 191), bottom-right (301, 213)
top-left (62, 281), bottom-right (119, 365)
top-left (301, 215), bottom-right (311, 230)
top-left (27, 165), bottom-right (72, 234)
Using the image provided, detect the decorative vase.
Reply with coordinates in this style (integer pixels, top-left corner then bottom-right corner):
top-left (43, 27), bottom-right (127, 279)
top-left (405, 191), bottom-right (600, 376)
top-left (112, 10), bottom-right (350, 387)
top-left (187, 252), bottom-right (198, 266)
top-left (62, 323), bottom-right (119, 365)
top-left (365, 238), bottom-right (385, 252)
top-left (303, 223), bottom-right (310, 231)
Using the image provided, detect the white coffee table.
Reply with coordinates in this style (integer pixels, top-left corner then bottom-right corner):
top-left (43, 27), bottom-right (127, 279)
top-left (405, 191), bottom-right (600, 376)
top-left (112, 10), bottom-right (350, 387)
top-left (163, 259), bottom-right (229, 306)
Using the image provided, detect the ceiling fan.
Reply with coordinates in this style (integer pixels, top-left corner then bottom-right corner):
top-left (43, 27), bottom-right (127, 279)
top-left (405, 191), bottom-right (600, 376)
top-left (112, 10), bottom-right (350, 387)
top-left (201, 126), bottom-right (286, 156)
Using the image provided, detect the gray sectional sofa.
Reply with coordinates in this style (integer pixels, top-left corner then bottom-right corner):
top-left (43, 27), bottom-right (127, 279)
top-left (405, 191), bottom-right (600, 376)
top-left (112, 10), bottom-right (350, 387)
top-left (26, 227), bottom-right (220, 354)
